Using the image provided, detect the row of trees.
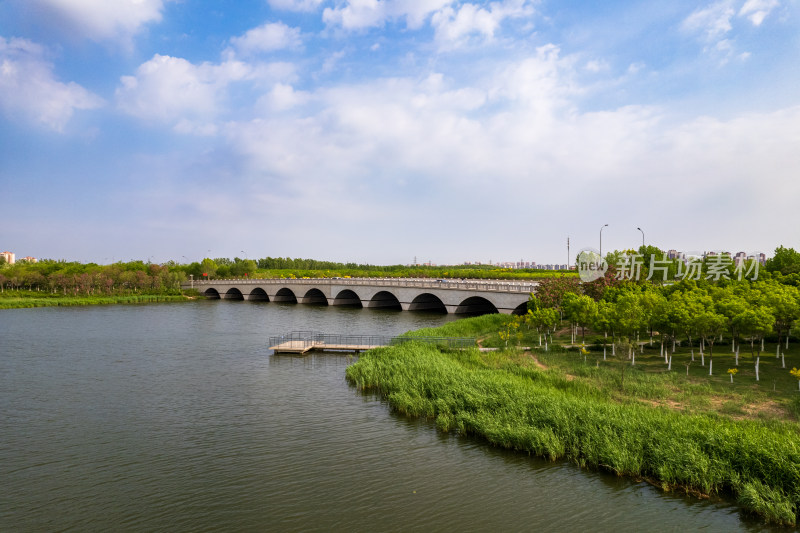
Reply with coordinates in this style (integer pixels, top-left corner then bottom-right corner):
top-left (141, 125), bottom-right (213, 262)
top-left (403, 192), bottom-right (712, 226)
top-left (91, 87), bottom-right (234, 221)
top-left (526, 274), bottom-right (800, 380)
top-left (0, 260), bottom-right (187, 295)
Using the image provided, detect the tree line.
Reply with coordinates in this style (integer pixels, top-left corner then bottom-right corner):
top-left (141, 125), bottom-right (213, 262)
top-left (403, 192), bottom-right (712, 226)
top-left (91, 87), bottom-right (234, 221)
top-left (525, 246), bottom-right (800, 382)
top-left (0, 260), bottom-right (187, 295)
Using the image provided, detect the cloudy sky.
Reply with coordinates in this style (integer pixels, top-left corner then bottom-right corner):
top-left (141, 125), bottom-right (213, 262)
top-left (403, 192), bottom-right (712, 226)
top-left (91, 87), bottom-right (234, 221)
top-left (1, 0), bottom-right (798, 266)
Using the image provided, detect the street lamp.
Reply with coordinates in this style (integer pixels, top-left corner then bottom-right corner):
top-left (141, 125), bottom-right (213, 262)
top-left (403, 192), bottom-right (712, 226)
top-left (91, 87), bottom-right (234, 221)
top-left (600, 224), bottom-right (609, 259)
top-left (637, 227), bottom-right (645, 248)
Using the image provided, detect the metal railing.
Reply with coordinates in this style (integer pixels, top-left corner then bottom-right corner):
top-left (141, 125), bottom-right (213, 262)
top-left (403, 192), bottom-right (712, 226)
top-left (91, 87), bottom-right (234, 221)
top-left (268, 331), bottom-right (476, 351)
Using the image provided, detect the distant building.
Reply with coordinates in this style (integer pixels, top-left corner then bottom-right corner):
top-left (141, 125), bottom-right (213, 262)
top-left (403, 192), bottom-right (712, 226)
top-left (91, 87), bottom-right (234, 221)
top-left (0, 251), bottom-right (15, 264)
top-left (667, 249), bottom-right (685, 261)
top-left (20, 256), bottom-right (38, 263)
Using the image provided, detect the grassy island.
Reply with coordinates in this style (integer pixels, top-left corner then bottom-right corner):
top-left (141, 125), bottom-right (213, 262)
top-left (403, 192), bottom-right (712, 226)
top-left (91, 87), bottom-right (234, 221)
top-left (346, 314), bottom-right (800, 526)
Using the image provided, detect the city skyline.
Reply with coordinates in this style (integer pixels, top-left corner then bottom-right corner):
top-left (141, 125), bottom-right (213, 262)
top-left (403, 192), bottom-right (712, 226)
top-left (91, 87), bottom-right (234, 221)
top-left (1, 1), bottom-right (799, 265)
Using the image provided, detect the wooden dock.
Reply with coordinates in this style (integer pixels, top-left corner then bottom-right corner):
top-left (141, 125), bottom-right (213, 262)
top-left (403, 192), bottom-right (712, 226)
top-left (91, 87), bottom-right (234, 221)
top-left (269, 340), bottom-right (383, 354)
top-left (269, 331), bottom-right (476, 355)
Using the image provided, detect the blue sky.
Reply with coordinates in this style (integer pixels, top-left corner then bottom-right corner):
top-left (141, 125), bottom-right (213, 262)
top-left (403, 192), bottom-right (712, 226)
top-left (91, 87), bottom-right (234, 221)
top-left (1, 0), bottom-right (798, 266)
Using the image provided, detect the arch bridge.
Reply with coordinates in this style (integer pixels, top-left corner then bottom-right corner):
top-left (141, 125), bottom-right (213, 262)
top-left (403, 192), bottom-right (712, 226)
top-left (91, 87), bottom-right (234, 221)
top-left (182, 278), bottom-right (538, 315)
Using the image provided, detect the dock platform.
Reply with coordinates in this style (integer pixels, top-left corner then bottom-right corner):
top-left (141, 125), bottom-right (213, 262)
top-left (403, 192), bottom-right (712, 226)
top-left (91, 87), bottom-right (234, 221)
top-left (269, 331), bottom-right (475, 355)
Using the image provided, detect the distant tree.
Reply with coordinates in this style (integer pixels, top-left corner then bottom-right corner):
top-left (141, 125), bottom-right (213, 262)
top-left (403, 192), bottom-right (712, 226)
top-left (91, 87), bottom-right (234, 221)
top-left (200, 258), bottom-right (218, 279)
top-left (766, 246), bottom-right (800, 276)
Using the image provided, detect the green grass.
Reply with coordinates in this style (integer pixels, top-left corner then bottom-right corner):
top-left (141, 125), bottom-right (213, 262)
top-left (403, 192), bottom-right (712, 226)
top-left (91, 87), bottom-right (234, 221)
top-left (347, 315), bottom-right (800, 526)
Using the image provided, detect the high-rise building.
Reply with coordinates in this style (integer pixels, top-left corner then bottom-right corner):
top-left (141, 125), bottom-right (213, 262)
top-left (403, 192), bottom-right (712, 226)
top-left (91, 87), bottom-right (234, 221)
top-left (0, 251), bottom-right (15, 264)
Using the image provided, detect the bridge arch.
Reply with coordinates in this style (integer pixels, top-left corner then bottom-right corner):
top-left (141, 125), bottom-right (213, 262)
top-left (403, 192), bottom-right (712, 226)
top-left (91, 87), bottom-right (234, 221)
top-left (512, 302), bottom-right (528, 315)
top-left (203, 287), bottom-right (221, 299)
top-left (366, 290), bottom-right (402, 310)
top-left (248, 287), bottom-right (269, 301)
top-left (274, 288), bottom-right (298, 303)
top-left (302, 288), bottom-right (328, 305)
top-left (408, 293), bottom-right (447, 313)
top-left (455, 296), bottom-right (498, 315)
top-left (333, 289), bottom-right (362, 308)
top-left (224, 287), bottom-right (244, 300)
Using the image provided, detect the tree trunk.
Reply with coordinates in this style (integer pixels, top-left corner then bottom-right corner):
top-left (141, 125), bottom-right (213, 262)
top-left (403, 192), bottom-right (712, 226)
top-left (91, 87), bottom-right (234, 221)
top-left (603, 345), bottom-right (607, 361)
top-left (755, 356), bottom-right (760, 381)
top-left (668, 355), bottom-right (672, 371)
top-left (781, 352), bottom-right (785, 368)
top-left (709, 357), bottom-right (712, 376)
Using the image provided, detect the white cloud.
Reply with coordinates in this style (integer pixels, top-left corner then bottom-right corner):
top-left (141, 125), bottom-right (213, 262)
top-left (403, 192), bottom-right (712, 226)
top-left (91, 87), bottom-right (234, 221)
top-left (256, 83), bottom-right (310, 112)
top-left (27, 0), bottom-right (168, 44)
top-left (0, 36), bottom-right (103, 131)
top-left (322, 0), bottom-right (452, 30)
top-left (682, 1), bottom-right (736, 41)
top-left (229, 22), bottom-right (303, 56)
top-left (116, 55), bottom-right (252, 123)
top-left (682, 0), bottom-right (781, 61)
top-left (431, 0), bottom-right (534, 49)
top-left (205, 44), bottom-right (800, 261)
top-left (739, 0), bottom-right (779, 26)
top-left (267, 0), bottom-right (325, 11)
top-left (115, 54), bottom-right (296, 126)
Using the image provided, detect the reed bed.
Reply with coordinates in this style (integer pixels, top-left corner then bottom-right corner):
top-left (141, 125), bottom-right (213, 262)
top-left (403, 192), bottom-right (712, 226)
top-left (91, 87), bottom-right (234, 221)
top-left (347, 317), bottom-right (800, 526)
top-left (0, 294), bottom-right (188, 309)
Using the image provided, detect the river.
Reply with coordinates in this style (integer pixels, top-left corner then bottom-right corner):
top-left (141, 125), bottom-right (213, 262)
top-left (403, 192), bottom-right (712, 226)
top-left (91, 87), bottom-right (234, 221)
top-left (0, 301), bottom-right (777, 531)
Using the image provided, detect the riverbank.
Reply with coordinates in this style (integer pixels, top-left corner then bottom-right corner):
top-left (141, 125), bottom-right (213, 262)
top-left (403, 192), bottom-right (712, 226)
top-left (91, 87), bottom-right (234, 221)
top-left (0, 291), bottom-right (193, 309)
top-left (346, 315), bottom-right (800, 526)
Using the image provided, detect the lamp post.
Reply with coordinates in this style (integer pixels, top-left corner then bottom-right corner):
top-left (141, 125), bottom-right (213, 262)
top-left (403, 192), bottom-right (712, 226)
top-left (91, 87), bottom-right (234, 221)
top-left (637, 227), bottom-right (645, 249)
top-left (600, 224), bottom-right (609, 259)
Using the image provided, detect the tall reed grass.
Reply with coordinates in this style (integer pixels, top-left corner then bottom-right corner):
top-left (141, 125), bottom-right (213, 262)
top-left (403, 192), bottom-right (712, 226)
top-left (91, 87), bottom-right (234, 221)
top-left (347, 316), bottom-right (800, 526)
top-left (0, 294), bottom-right (188, 309)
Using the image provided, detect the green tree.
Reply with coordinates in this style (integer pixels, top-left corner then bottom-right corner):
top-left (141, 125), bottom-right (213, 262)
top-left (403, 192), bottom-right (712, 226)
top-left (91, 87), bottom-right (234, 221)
top-left (713, 287), bottom-right (748, 364)
top-left (199, 258), bottom-right (218, 280)
top-left (611, 292), bottom-right (644, 365)
top-left (527, 308), bottom-right (559, 348)
top-left (734, 307), bottom-right (775, 381)
top-left (694, 310), bottom-right (727, 375)
top-left (761, 282), bottom-right (800, 367)
top-left (765, 246), bottom-right (800, 275)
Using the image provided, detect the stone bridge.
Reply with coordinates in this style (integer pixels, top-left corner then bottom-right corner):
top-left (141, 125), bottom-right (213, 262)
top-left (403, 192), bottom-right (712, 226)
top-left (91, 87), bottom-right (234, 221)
top-left (182, 278), bottom-right (538, 315)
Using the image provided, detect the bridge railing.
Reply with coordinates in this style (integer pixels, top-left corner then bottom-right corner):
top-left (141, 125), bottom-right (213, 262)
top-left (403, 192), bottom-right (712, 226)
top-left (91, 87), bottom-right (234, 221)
top-left (187, 277), bottom-right (539, 293)
top-left (268, 331), bottom-right (476, 351)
